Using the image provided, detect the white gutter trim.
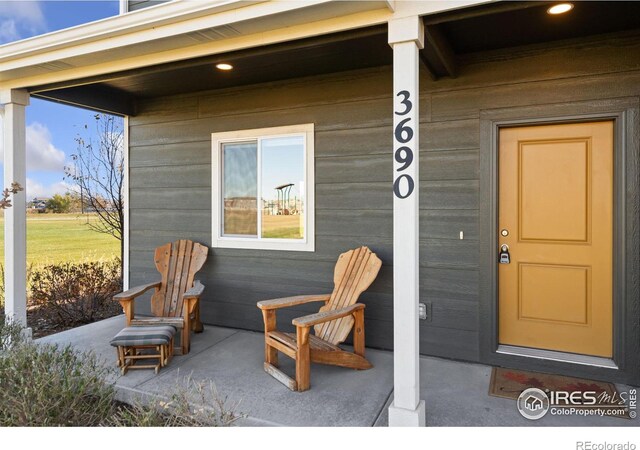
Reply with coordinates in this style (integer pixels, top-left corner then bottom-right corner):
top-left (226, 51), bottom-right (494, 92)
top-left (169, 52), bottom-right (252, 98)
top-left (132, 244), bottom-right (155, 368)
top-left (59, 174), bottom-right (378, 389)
top-left (0, 0), bottom-right (268, 63)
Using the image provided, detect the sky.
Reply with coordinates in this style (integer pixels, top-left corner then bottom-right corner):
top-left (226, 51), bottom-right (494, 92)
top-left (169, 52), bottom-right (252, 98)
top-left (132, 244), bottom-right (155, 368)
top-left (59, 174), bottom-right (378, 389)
top-left (223, 137), bottom-right (304, 202)
top-left (0, 1), bottom-right (121, 199)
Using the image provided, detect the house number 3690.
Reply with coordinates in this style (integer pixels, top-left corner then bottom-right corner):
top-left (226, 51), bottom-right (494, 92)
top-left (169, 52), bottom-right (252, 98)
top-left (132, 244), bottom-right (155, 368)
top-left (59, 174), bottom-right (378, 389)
top-left (393, 90), bottom-right (415, 199)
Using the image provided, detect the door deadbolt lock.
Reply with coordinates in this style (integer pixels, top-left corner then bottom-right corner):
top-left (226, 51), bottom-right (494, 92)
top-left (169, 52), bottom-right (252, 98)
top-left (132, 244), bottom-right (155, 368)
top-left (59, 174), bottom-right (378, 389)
top-left (501, 229), bottom-right (509, 237)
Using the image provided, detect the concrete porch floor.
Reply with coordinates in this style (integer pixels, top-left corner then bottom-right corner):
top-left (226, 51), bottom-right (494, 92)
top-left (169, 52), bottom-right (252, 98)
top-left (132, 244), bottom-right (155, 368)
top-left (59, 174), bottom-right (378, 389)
top-left (38, 316), bottom-right (637, 427)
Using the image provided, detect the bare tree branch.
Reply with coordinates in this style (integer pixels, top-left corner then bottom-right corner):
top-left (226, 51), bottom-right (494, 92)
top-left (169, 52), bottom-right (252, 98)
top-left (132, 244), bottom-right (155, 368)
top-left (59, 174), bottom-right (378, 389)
top-left (64, 114), bottom-right (125, 255)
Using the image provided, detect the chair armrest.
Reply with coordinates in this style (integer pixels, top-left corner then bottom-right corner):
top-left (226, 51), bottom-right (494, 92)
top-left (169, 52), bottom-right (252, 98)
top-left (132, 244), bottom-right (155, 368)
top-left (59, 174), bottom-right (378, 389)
top-left (183, 281), bottom-right (204, 321)
top-left (257, 294), bottom-right (331, 311)
top-left (183, 280), bottom-right (204, 299)
top-left (114, 281), bottom-right (161, 301)
top-left (292, 303), bottom-right (365, 328)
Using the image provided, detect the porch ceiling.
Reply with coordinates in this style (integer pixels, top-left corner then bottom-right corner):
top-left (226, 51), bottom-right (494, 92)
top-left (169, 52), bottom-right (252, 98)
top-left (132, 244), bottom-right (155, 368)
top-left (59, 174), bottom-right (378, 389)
top-left (435, 1), bottom-right (640, 54)
top-left (422, 0), bottom-right (640, 78)
top-left (88, 26), bottom-right (390, 98)
top-left (30, 26), bottom-right (391, 115)
top-left (28, 1), bottom-right (640, 115)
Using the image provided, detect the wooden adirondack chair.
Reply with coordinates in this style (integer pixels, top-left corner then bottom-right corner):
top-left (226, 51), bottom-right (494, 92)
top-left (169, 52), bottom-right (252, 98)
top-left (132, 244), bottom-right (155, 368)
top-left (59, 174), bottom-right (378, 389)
top-left (114, 240), bottom-right (209, 355)
top-left (257, 246), bottom-right (382, 391)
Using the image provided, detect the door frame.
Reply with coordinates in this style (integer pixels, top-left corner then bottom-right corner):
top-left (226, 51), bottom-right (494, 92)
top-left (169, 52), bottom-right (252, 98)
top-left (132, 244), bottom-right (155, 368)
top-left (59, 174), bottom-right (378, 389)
top-left (478, 98), bottom-right (640, 385)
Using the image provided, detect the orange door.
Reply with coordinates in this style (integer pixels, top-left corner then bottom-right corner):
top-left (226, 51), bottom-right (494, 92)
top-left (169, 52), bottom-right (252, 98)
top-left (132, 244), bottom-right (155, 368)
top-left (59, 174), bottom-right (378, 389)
top-left (498, 121), bottom-right (613, 358)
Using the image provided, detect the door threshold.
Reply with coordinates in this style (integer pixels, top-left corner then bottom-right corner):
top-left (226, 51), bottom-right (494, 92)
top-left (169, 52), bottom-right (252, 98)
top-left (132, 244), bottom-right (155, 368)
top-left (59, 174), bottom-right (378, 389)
top-left (496, 345), bottom-right (618, 369)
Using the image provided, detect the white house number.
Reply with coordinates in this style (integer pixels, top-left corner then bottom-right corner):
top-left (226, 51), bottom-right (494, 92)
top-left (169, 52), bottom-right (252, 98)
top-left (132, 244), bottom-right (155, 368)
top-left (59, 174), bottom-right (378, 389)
top-left (393, 90), bottom-right (415, 199)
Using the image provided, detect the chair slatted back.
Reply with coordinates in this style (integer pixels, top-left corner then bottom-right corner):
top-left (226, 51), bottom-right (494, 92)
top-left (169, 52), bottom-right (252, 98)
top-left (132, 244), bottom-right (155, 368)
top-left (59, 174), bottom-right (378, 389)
top-left (150, 240), bottom-right (208, 318)
top-left (314, 246), bottom-right (382, 345)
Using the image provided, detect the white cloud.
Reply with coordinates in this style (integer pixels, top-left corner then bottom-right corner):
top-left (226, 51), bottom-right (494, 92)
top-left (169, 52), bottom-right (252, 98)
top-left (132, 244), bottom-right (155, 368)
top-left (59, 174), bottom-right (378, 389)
top-left (0, 122), bottom-right (66, 171)
top-left (25, 122), bottom-right (66, 172)
top-left (25, 178), bottom-right (47, 199)
top-left (0, 18), bottom-right (19, 42)
top-left (26, 178), bottom-right (73, 199)
top-left (0, 1), bottom-right (46, 44)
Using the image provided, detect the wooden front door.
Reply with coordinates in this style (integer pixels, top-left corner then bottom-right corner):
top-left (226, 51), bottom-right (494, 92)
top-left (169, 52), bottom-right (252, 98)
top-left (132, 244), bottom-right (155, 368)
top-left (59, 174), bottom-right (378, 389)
top-left (498, 121), bottom-right (613, 358)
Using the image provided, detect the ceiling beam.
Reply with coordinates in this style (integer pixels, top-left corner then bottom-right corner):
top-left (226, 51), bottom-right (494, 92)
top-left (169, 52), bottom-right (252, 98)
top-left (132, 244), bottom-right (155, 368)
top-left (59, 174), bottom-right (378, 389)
top-left (423, 1), bottom-right (550, 25)
top-left (418, 51), bottom-right (437, 80)
top-left (31, 85), bottom-right (136, 116)
top-left (423, 24), bottom-right (456, 78)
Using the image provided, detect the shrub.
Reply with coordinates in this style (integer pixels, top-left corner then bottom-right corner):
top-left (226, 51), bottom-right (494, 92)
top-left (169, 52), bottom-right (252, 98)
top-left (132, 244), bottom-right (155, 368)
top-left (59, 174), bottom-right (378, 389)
top-left (0, 323), bottom-right (238, 427)
top-left (45, 193), bottom-right (73, 213)
top-left (29, 259), bottom-right (122, 328)
top-left (0, 330), bottom-right (117, 426)
top-left (109, 377), bottom-right (240, 427)
top-left (0, 318), bottom-right (25, 351)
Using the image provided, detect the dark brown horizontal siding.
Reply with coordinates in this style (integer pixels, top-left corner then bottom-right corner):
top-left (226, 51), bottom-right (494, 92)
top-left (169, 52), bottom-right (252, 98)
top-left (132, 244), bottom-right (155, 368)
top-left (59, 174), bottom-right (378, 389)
top-left (128, 31), bottom-right (640, 363)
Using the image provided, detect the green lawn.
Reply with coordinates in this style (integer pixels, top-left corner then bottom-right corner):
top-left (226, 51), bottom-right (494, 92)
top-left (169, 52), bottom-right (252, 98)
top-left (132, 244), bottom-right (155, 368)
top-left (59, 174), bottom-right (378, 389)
top-left (0, 213), bottom-right (120, 267)
top-left (262, 214), bottom-right (303, 239)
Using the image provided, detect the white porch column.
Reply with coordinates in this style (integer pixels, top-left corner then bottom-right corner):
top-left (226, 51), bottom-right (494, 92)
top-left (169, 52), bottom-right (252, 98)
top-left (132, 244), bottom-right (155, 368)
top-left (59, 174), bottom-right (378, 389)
top-left (118, 0), bottom-right (128, 15)
top-left (388, 16), bottom-right (426, 427)
top-left (2, 89), bottom-right (29, 331)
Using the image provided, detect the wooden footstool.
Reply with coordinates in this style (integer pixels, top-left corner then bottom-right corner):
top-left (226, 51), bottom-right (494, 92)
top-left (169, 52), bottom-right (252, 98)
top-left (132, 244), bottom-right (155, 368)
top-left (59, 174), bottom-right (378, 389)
top-left (110, 326), bottom-right (176, 374)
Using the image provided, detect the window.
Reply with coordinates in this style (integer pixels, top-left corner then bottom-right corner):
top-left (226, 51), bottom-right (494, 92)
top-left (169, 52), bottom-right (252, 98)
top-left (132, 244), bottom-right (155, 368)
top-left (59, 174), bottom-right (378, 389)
top-left (212, 124), bottom-right (315, 251)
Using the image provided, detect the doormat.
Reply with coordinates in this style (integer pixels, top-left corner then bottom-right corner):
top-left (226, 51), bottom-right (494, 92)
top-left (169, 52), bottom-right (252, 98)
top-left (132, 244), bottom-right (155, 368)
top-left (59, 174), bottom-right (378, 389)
top-left (489, 367), bottom-right (630, 419)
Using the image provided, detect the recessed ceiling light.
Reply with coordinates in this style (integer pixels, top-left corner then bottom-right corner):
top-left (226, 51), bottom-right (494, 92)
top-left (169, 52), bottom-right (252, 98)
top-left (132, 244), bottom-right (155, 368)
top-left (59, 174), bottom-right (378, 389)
top-left (547, 3), bottom-right (574, 15)
top-left (215, 63), bottom-right (233, 71)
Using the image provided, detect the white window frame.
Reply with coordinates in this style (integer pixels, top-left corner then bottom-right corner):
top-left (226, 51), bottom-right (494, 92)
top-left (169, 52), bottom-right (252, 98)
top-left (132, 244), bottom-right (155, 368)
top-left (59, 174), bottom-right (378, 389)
top-left (212, 123), bottom-right (315, 252)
